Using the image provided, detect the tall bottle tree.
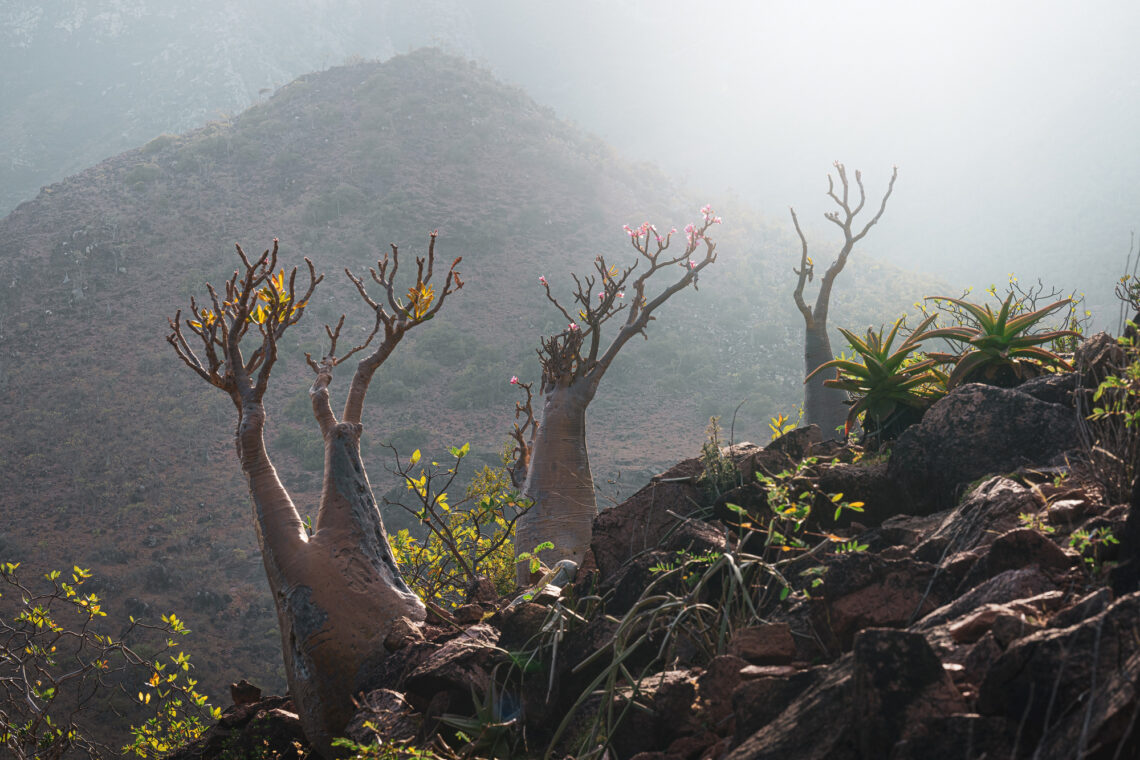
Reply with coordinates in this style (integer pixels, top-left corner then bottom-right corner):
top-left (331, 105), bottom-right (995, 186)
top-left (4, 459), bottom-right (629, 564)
top-left (791, 163), bottom-right (898, 438)
top-left (166, 235), bottom-right (461, 755)
top-left (513, 208), bottom-right (719, 581)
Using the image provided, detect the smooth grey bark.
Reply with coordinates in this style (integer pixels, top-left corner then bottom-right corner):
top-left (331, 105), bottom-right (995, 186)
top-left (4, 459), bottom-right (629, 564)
top-left (241, 411), bottom-right (425, 757)
top-left (517, 382), bottom-right (596, 581)
top-left (804, 321), bottom-right (847, 437)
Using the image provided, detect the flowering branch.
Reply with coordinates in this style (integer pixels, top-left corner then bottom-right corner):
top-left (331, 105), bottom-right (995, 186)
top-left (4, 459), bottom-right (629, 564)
top-left (530, 206), bottom-right (720, 395)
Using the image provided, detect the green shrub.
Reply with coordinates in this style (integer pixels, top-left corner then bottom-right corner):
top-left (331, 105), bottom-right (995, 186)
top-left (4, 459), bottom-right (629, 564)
top-left (0, 563), bottom-right (218, 759)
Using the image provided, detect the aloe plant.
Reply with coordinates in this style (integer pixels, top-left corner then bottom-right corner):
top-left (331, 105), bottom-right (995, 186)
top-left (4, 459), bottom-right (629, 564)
top-left (922, 292), bottom-right (1080, 388)
top-left (806, 314), bottom-right (946, 439)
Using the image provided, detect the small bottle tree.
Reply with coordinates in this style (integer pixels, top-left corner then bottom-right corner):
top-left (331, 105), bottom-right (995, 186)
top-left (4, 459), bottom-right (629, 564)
top-left (791, 163), bottom-right (898, 437)
top-left (165, 235), bottom-right (461, 755)
top-left (513, 208), bottom-right (720, 581)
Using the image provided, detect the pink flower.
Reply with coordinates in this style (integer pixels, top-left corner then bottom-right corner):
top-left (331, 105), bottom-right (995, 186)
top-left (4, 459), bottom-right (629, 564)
top-left (510, 375), bottom-right (519, 384)
top-left (617, 291), bottom-right (624, 298)
top-left (689, 261), bottom-right (697, 269)
top-left (568, 322), bottom-right (579, 331)
top-left (598, 292), bottom-right (605, 301)
top-left (701, 204), bottom-right (712, 216)
top-left (539, 275), bottom-right (547, 285)
top-left (684, 223), bottom-right (695, 235)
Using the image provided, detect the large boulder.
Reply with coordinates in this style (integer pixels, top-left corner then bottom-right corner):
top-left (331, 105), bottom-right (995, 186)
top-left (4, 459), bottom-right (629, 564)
top-left (590, 457), bottom-right (706, 581)
top-left (888, 382), bottom-right (1080, 512)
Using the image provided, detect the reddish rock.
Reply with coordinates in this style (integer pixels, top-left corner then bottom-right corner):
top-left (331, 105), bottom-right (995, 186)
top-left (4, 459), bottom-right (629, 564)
top-left (814, 459), bottom-right (905, 528)
top-left (730, 667), bottom-right (822, 746)
top-left (912, 477), bottom-right (1039, 564)
top-left (664, 731), bottom-right (721, 760)
top-left (229, 678), bottom-right (262, 706)
top-left (491, 601), bottom-right (549, 650)
top-left (403, 624), bottom-right (500, 709)
top-left (463, 575), bottom-right (499, 604)
top-left (452, 603), bottom-right (485, 625)
top-left (590, 458), bottom-right (706, 581)
top-left (947, 604), bottom-right (1009, 644)
top-left (818, 553), bottom-right (956, 648)
top-left (889, 713), bottom-right (1013, 760)
top-left (961, 630), bottom-right (1003, 688)
top-left (728, 623), bottom-right (796, 665)
top-left (1046, 498), bottom-right (1088, 525)
top-left (1048, 587), bottom-right (1111, 629)
top-left (383, 615), bottom-right (426, 652)
top-left (990, 611), bottom-right (1039, 649)
top-left (695, 655), bottom-right (747, 732)
top-left (956, 527), bottom-right (1076, 592)
top-left (913, 567), bottom-right (1059, 631)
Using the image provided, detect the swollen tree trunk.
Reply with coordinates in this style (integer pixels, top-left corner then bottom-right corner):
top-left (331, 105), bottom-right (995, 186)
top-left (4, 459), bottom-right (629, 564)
top-left (167, 237), bottom-right (460, 757)
top-left (517, 383), bottom-right (596, 582)
top-left (511, 211), bottom-right (719, 582)
top-left (804, 321), bottom-right (847, 438)
top-left (240, 408), bottom-right (424, 756)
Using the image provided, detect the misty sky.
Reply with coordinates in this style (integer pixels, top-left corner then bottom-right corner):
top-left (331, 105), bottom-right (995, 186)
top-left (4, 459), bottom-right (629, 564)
top-left (4, 0), bottom-right (1138, 321)
top-left (465, 0), bottom-right (1139, 321)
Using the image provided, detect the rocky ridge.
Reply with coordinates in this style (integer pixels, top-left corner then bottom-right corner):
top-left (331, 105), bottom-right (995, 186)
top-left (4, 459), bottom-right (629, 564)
top-left (175, 342), bottom-right (1140, 759)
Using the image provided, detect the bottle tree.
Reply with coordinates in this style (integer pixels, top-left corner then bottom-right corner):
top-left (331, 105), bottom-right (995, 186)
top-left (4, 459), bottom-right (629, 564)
top-left (165, 235), bottom-right (461, 755)
top-left (512, 207), bottom-right (720, 582)
top-left (791, 162), bottom-right (898, 438)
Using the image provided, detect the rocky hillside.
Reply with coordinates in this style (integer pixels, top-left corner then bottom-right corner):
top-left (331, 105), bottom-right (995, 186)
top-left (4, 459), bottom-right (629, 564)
top-left (0, 47), bottom-right (940, 714)
top-left (175, 333), bottom-right (1140, 759)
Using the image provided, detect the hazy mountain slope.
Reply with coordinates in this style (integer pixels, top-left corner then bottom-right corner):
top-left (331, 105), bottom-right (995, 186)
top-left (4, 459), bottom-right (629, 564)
top-left (0, 0), bottom-right (479, 215)
top-left (0, 49), bottom-right (940, 705)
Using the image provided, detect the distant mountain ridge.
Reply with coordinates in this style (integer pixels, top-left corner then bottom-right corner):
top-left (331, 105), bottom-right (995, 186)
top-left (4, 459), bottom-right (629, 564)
top-left (0, 0), bottom-right (481, 215)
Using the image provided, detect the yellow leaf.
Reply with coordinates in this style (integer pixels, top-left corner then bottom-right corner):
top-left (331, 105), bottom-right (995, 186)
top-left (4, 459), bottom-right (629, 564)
top-left (406, 281), bottom-right (435, 320)
top-left (410, 449), bottom-right (421, 467)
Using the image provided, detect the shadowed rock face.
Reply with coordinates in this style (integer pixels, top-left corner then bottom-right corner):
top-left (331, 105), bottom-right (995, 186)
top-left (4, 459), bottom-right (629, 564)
top-left (978, 592), bottom-right (1140, 758)
top-left (888, 381), bottom-right (1080, 512)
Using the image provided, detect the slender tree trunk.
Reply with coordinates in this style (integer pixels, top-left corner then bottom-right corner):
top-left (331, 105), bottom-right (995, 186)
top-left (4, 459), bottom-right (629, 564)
top-left (803, 322), bottom-right (847, 439)
top-left (240, 414), bottom-right (425, 756)
top-left (517, 383), bottom-right (596, 583)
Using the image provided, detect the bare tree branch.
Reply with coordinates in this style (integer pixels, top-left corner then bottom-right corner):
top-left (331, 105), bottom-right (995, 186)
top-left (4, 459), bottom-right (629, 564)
top-left (342, 232), bottom-right (463, 425)
top-left (508, 379), bottom-right (536, 488)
